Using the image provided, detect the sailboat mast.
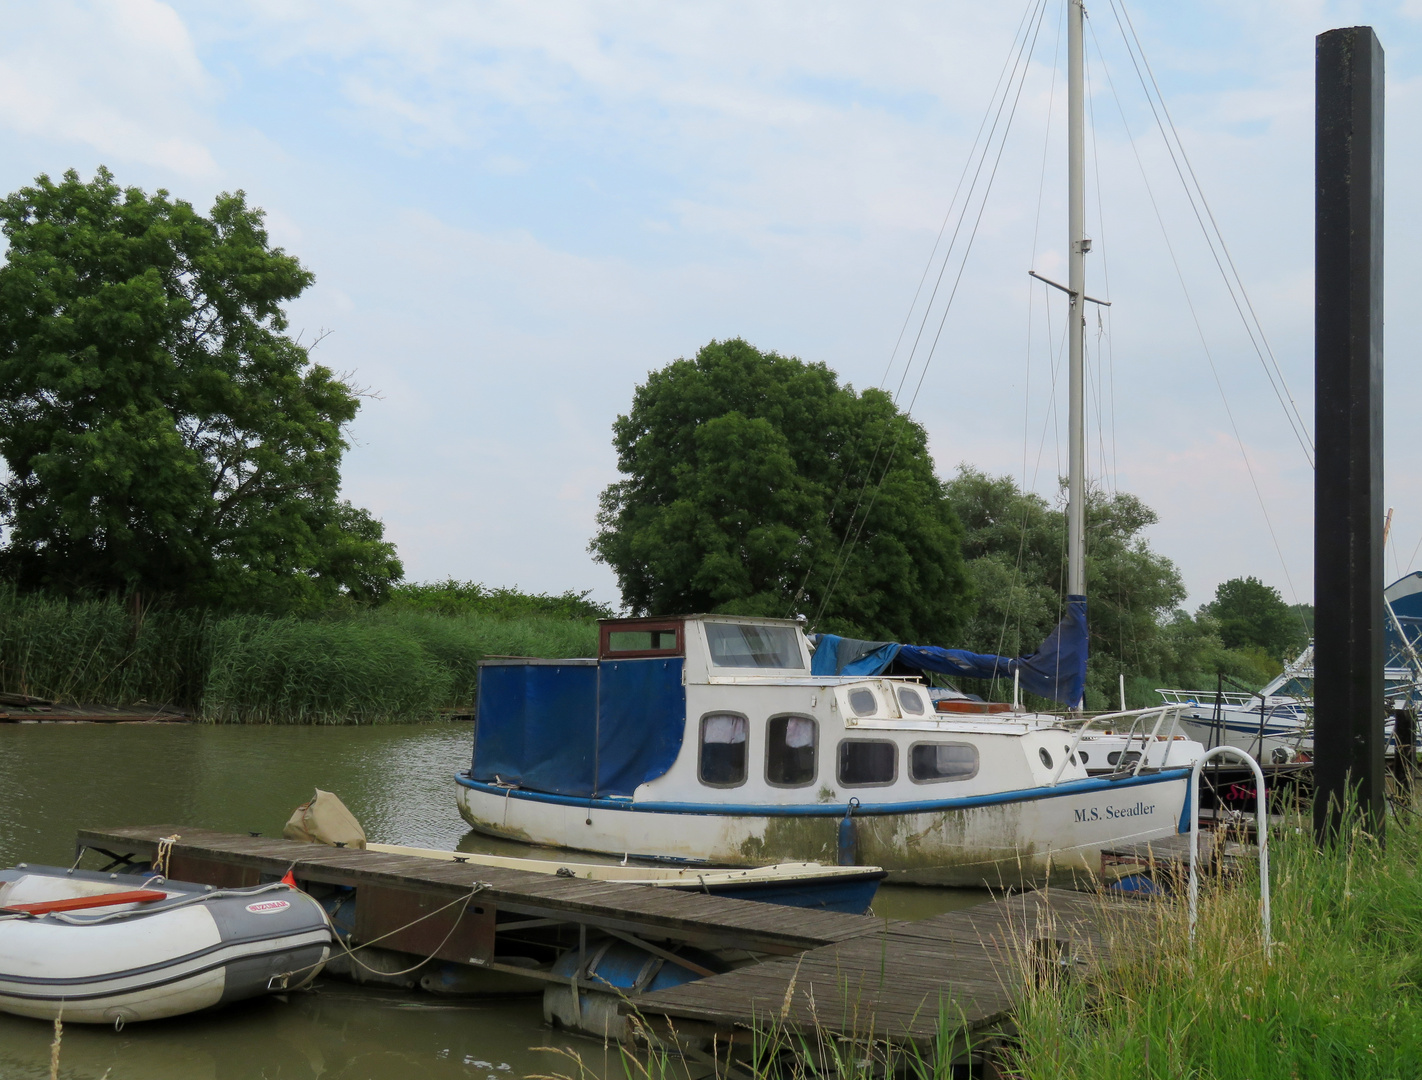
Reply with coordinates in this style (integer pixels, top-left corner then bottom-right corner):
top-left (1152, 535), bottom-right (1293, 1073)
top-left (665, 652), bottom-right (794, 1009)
top-left (1066, 0), bottom-right (1088, 602)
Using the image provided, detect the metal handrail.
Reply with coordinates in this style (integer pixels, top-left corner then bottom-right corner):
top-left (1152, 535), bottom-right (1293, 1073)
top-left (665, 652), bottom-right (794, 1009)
top-left (1048, 704), bottom-right (1188, 786)
top-left (1189, 745), bottom-right (1271, 960)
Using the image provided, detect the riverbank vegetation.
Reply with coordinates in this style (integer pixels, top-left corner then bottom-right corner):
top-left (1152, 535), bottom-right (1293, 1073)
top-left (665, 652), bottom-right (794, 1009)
top-left (0, 585), bottom-right (600, 723)
top-left (1006, 805), bottom-right (1422, 1079)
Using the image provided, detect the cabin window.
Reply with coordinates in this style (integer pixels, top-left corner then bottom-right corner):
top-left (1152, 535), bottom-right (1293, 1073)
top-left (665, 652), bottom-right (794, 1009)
top-left (766, 715), bottom-right (817, 787)
top-left (699, 713), bottom-right (748, 787)
top-left (704, 623), bottom-right (803, 669)
top-left (602, 622), bottom-right (682, 658)
top-left (848, 688), bottom-right (878, 716)
top-left (1038, 748), bottom-right (1053, 769)
top-left (909, 742), bottom-right (979, 783)
top-left (838, 740), bottom-right (896, 786)
top-left (1106, 750), bottom-right (1141, 767)
top-left (897, 687), bottom-right (926, 716)
top-left (608, 630), bottom-right (679, 652)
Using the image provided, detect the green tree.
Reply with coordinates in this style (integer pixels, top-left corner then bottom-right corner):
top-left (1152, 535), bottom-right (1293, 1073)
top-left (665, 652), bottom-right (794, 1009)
top-left (0, 167), bottom-right (401, 609)
top-left (1202, 576), bottom-right (1308, 659)
top-left (590, 338), bottom-right (971, 642)
top-left (943, 467), bottom-right (1189, 706)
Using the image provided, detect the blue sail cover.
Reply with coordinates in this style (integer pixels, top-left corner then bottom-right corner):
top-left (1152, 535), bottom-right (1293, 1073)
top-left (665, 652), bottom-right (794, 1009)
top-left (811, 596), bottom-right (1088, 708)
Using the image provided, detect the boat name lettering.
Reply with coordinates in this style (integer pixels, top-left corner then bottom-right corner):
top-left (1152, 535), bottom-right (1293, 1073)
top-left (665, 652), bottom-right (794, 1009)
top-left (245, 899), bottom-right (292, 914)
top-left (1073, 802), bottom-right (1155, 823)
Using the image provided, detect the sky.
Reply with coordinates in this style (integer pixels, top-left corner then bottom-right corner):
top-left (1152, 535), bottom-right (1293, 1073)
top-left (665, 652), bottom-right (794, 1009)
top-left (0, 0), bottom-right (1419, 614)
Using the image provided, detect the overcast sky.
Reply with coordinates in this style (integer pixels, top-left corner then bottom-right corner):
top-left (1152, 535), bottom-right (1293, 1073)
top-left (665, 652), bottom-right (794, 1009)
top-left (1, 0), bottom-right (1419, 614)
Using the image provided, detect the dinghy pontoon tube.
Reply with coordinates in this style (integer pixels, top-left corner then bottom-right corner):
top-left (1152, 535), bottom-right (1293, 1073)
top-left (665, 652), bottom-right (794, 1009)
top-left (0, 865), bottom-right (333, 1024)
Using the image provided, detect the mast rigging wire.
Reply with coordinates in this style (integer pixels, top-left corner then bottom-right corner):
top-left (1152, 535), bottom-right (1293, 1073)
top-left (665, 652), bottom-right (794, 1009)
top-left (807, 0), bottom-right (1052, 629)
top-left (1089, 17), bottom-right (1308, 620)
top-left (1106, 0), bottom-right (1315, 470)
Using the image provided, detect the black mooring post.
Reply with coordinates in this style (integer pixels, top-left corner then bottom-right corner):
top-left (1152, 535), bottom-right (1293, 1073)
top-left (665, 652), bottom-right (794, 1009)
top-left (1314, 26), bottom-right (1386, 842)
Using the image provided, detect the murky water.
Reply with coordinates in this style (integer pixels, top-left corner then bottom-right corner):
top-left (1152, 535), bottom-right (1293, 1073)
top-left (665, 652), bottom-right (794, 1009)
top-left (0, 722), bottom-right (986, 1078)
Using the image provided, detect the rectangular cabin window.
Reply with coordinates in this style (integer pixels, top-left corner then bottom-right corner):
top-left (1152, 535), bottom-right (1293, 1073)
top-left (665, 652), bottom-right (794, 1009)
top-left (699, 713), bottom-right (748, 787)
top-left (909, 742), bottom-right (979, 783)
top-left (600, 621), bottom-right (682, 659)
top-left (705, 623), bottom-right (803, 670)
top-left (607, 630), bottom-right (679, 652)
top-left (838, 740), bottom-right (896, 787)
top-left (766, 715), bottom-right (817, 787)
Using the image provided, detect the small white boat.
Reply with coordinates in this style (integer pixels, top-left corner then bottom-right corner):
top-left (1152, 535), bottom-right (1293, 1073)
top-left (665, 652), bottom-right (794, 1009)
top-left (0, 864), bottom-right (332, 1025)
top-left (366, 842), bottom-right (886, 912)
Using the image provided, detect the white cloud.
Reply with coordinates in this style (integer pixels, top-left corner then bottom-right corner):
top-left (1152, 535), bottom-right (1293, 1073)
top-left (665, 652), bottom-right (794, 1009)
top-left (0, 0), bottom-right (217, 177)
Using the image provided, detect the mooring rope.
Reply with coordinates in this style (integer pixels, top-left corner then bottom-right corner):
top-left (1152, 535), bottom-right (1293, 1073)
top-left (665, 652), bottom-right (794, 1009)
top-left (271, 880), bottom-right (492, 987)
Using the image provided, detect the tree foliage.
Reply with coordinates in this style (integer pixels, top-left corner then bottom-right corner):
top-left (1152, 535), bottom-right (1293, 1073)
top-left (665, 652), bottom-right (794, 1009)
top-left (0, 167), bottom-right (401, 610)
top-left (590, 338), bottom-right (971, 642)
top-left (1202, 575), bottom-right (1308, 659)
top-left (944, 467), bottom-right (1192, 705)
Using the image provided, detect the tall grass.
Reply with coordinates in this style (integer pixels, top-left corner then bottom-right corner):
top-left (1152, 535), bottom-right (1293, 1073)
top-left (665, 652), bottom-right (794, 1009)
top-left (0, 588), bottom-right (215, 706)
top-left (1009, 802), bottom-right (1422, 1080)
top-left (0, 590), bottom-right (600, 723)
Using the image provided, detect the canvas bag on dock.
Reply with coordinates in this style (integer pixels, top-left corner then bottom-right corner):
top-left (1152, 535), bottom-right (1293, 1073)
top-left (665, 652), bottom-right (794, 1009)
top-left (283, 789), bottom-right (367, 849)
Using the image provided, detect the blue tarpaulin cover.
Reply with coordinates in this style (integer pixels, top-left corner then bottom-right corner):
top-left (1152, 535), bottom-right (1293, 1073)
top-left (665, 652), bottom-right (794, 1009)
top-left (471, 658), bottom-right (686, 798)
top-left (810, 595), bottom-right (1088, 708)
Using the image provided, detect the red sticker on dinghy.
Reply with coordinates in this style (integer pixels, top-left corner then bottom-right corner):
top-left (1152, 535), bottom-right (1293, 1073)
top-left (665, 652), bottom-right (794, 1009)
top-left (245, 899), bottom-right (291, 914)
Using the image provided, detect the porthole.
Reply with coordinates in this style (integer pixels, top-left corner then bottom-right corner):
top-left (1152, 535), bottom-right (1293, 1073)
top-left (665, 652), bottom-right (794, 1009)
top-left (897, 687), bottom-right (926, 716)
top-left (1039, 747), bottom-right (1054, 770)
top-left (848, 688), bottom-right (878, 716)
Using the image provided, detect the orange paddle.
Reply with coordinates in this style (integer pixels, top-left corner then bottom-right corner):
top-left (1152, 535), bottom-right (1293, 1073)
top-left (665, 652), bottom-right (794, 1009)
top-left (2, 889), bottom-right (168, 915)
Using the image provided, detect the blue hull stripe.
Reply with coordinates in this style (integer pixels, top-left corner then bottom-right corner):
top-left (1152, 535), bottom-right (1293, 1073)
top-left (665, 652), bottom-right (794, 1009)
top-left (454, 768), bottom-right (1191, 818)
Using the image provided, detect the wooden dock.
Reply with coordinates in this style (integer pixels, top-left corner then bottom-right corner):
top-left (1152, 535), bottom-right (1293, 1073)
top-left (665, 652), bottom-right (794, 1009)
top-left (72, 825), bottom-right (1155, 1066)
top-left (631, 888), bottom-right (1147, 1052)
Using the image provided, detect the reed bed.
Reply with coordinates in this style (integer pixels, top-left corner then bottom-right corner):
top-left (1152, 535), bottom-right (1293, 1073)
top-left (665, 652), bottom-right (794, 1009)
top-left (0, 589), bottom-right (600, 723)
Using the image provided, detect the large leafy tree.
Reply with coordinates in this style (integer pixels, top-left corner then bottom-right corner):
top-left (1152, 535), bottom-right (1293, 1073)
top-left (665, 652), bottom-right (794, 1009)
top-left (0, 167), bottom-right (401, 609)
top-left (1202, 576), bottom-right (1308, 659)
top-left (591, 338), bottom-right (971, 642)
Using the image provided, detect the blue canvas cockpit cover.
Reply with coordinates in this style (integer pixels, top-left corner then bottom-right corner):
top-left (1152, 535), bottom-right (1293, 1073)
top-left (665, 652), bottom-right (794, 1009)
top-left (471, 658), bottom-right (686, 798)
top-left (810, 595), bottom-right (1088, 708)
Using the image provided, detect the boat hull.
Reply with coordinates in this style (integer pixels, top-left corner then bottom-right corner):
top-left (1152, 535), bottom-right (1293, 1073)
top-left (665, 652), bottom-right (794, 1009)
top-left (455, 769), bottom-right (1191, 889)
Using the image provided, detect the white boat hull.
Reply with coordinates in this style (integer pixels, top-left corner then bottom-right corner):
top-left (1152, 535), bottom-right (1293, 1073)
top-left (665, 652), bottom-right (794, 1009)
top-left (455, 771), bottom-right (1190, 889)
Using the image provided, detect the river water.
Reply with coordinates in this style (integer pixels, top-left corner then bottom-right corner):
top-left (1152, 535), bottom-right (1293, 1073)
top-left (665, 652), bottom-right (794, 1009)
top-left (0, 722), bottom-right (985, 1079)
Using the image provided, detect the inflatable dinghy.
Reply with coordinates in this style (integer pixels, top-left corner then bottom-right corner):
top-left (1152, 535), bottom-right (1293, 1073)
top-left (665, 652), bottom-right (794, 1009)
top-left (0, 864), bottom-right (332, 1025)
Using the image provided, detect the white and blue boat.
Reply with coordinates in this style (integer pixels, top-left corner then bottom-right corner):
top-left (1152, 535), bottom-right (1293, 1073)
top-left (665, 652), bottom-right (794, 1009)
top-left (455, 610), bottom-right (1196, 889)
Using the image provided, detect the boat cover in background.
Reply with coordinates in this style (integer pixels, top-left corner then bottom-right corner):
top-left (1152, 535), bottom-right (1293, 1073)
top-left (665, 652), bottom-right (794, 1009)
top-left (810, 595), bottom-right (1089, 709)
top-left (1385, 572), bottom-right (1422, 673)
top-left (471, 658), bottom-right (686, 798)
